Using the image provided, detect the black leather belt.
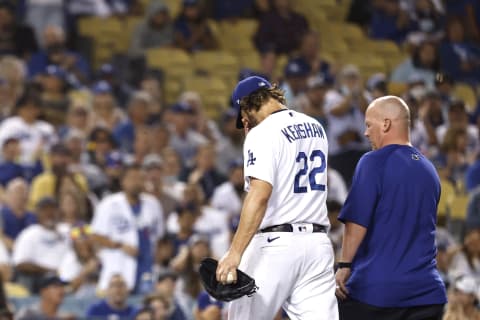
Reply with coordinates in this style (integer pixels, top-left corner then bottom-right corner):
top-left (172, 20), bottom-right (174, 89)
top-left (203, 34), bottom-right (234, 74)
top-left (259, 223), bottom-right (327, 233)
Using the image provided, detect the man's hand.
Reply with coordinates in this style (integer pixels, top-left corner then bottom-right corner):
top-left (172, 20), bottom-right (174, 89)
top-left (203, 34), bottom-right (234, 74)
top-left (216, 249), bottom-right (241, 284)
top-left (335, 268), bottom-right (351, 300)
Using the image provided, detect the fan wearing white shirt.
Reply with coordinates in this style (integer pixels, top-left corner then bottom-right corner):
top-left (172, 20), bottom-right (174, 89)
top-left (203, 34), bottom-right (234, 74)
top-left (0, 87), bottom-right (56, 166)
top-left (91, 164), bottom-right (165, 292)
top-left (13, 197), bottom-right (68, 293)
top-left (210, 159), bottom-right (244, 219)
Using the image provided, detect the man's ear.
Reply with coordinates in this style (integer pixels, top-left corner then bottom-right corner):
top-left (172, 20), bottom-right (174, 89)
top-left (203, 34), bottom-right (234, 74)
top-left (383, 118), bottom-right (391, 133)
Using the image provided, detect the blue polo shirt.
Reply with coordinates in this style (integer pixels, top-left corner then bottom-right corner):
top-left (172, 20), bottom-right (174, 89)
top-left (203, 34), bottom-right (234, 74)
top-left (86, 300), bottom-right (136, 319)
top-left (338, 144), bottom-right (447, 307)
top-left (0, 206), bottom-right (37, 240)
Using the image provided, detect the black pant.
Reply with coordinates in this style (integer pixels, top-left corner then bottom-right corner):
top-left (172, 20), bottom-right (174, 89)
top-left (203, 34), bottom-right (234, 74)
top-left (339, 298), bottom-right (444, 320)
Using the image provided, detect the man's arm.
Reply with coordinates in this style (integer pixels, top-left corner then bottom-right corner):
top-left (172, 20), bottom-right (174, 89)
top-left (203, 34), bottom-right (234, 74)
top-left (335, 221), bottom-right (367, 299)
top-left (216, 178), bottom-right (272, 284)
top-left (15, 263), bottom-right (52, 275)
top-left (90, 234), bottom-right (138, 258)
top-left (340, 222), bottom-right (367, 263)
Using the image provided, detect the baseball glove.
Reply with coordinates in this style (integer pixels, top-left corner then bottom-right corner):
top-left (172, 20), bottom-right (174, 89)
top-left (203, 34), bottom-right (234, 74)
top-left (199, 257), bottom-right (259, 302)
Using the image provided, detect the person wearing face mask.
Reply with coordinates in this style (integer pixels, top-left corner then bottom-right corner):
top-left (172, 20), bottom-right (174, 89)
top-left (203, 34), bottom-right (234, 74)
top-left (27, 25), bottom-right (89, 83)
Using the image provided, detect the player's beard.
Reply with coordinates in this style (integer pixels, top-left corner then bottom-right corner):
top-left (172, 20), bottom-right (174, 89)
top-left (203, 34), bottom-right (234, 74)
top-left (244, 113), bottom-right (258, 130)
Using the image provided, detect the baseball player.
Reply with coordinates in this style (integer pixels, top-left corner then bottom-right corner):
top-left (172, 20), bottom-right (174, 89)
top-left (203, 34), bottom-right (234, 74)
top-left (216, 76), bottom-right (338, 319)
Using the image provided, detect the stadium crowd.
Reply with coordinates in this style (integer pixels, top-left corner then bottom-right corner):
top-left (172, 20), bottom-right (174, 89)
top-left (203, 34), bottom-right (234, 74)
top-left (0, 0), bottom-right (478, 319)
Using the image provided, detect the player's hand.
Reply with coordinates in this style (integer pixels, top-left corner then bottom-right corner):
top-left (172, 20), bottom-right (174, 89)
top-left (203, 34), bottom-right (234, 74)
top-left (216, 249), bottom-right (241, 285)
top-left (335, 267), bottom-right (351, 300)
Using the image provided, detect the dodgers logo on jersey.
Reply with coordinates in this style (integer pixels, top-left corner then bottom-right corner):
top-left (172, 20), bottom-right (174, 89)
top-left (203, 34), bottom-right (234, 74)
top-left (246, 149), bottom-right (256, 167)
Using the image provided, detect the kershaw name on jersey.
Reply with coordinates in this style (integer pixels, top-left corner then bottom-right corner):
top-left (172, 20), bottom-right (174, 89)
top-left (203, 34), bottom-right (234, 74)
top-left (280, 122), bottom-right (325, 143)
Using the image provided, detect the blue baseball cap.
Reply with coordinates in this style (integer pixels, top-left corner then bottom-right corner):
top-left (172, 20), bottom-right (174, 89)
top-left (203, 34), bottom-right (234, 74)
top-left (284, 58), bottom-right (311, 78)
top-left (45, 65), bottom-right (66, 80)
top-left (170, 102), bottom-right (195, 114)
top-left (92, 80), bottom-right (112, 95)
top-left (231, 76), bottom-right (272, 129)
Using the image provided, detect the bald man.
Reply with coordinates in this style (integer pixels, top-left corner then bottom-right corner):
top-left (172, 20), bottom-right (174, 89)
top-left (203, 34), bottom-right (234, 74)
top-left (335, 96), bottom-right (447, 320)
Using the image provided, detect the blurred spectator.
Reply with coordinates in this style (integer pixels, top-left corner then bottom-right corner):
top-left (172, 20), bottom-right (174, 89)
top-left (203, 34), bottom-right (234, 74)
top-left (293, 75), bottom-right (329, 129)
top-left (167, 183), bottom-right (230, 259)
top-left (58, 101), bottom-right (92, 141)
top-left (0, 56), bottom-right (27, 120)
top-left (143, 293), bottom-right (173, 320)
top-left (86, 274), bottom-right (137, 319)
top-left (281, 58), bottom-right (310, 106)
top-left (153, 237), bottom-right (175, 278)
top-left (124, 125), bottom-right (152, 165)
top-left (168, 202), bottom-right (200, 256)
top-left (129, 2), bottom-right (174, 58)
top-left (324, 64), bottom-right (369, 184)
top-left (369, 0), bottom-right (411, 43)
top-left (134, 307), bottom-right (155, 320)
top-left (113, 91), bottom-right (151, 153)
top-left (84, 127), bottom-right (122, 197)
top-left (405, 0), bottom-right (444, 45)
top-left (365, 73), bottom-right (388, 102)
top-left (436, 100), bottom-right (478, 162)
top-left (58, 224), bottom-right (99, 298)
top-left (27, 25), bottom-right (89, 82)
top-left (443, 275), bottom-right (480, 320)
top-left (28, 143), bottom-right (88, 210)
top-left (0, 1), bottom-right (38, 59)
top-left (466, 186), bottom-right (480, 231)
top-left (215, 108), bottom-right (243, 176)
top-left (443, 0), bottom-right (480, 42)
top-left (434, 127), bottom-right (470, 184)
top-left (210, 159), bottom-right (243, 219)
top-left (139, 72), bottom-right (164, 123)
top-left (253, 0), bottom-right (309, 54)
top-left (96, 63), bottom-right (133, 109)
top-left (294, 30), bottom-right (332, 82)
top-left (173, 0), bottom-right (218, 52)
top-left (167, 102), bottom-right (208, 168)
top-left (448, 228), bottom-right (480, 281)
top-left (193, 291), bottom-right (223, 320)
top-left (0, 178), bottom-right (36, 249)
top-left (160, 147), bottom-right (186, 201)
top-left (90, 81), bottom-right (127, 131)
top-left (154, 269), bottom-right (187, 320)
top-left (179, 91), bottom-right (221, 145)
top-left (57, 190), bottom-right (89, 237)
top-left (38, 65), bottom-right (70, 127)
top-left (13, 197), bottom-right (68, 293)
top-left (182, 144), bottom-right (226, 201)
top-left (439, 17), bottom-right (480, 85)
top-left (25, 0), bottom-right (65, 47)
top-left (15, 274), bottom-right (69, 320)
top-left (91, 164), bottom-right (164, 293)
top-left (434, 73), bottom-right (456, 109)
top-left (0, 138), bottom-right (27, 186)
top-left (143, 154), bottom-right (178, 218)
top-left (390, 41), bottom-right (440, 88)
top-left (411, 90), bottom-right (439, 155)
top-left (0, 86), bottom-right (56, 167)
top-left (148, 125), bottom-right (170, 156)
top-left (170, 235), bottom-right (211, 319)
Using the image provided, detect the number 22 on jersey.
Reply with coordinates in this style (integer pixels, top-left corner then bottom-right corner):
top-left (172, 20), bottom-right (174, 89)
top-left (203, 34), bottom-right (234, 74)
top-left (293, 150), bottom-right (326, 193)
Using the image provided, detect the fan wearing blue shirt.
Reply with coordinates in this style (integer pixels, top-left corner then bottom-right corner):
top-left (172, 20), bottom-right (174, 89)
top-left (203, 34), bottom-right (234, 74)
top-left (86, 274), bottom-right (137, 320)
top-left (335, 96), bottom-right (447, 320)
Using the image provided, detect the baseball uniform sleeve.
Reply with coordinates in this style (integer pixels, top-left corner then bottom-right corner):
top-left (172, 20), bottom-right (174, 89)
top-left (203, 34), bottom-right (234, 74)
top-left (338, 153), bottom-right (380, 228)
top-left (243, 128), bottom-right (276, 188)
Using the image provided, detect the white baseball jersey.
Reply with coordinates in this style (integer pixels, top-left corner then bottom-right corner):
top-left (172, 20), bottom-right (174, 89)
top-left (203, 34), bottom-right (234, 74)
top-left (243, 109), bottom-right (330, 230)
top-left (13, 225), bottom-right (68, 271)
top-left (91, 192), bottom-right (164, 291)
top-left (230, 108), bottom-right (338, 320)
